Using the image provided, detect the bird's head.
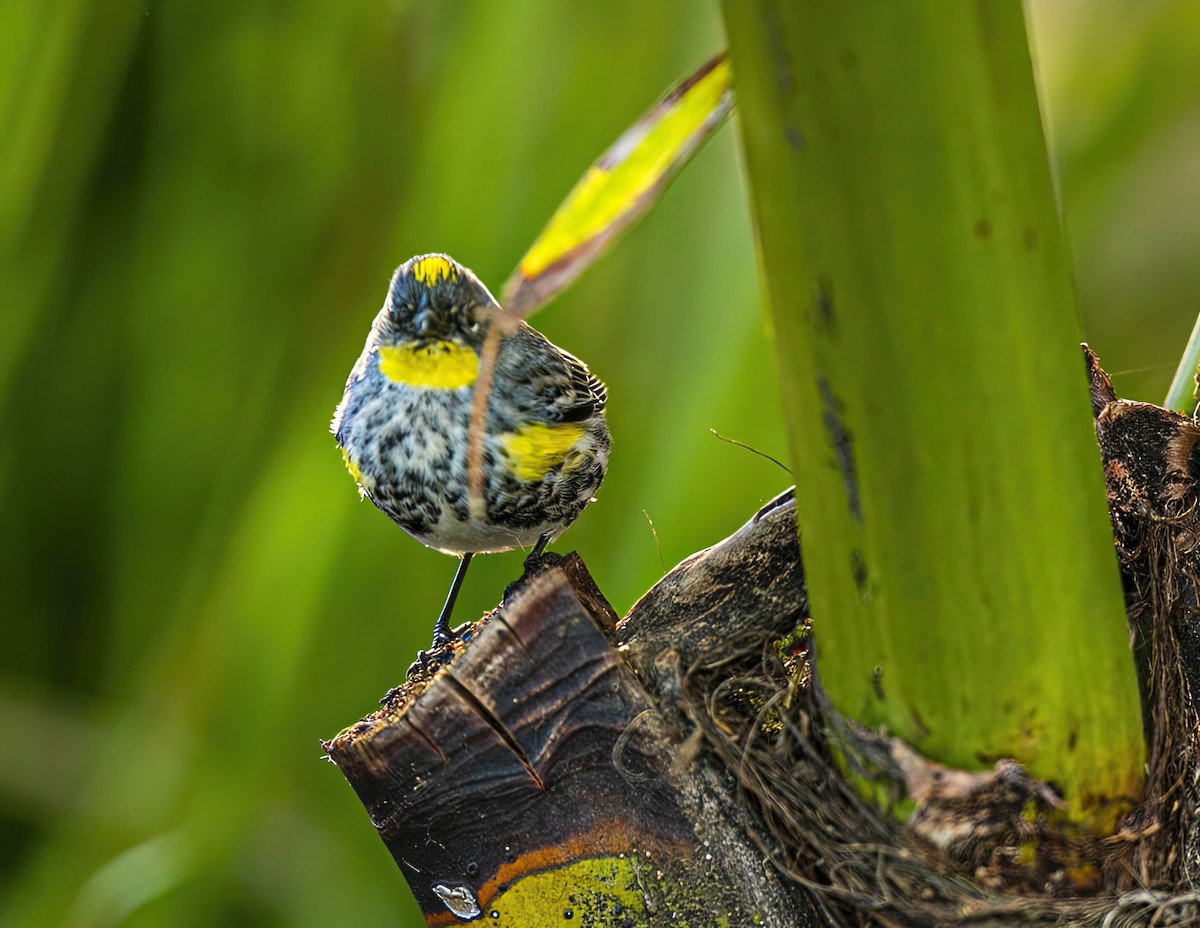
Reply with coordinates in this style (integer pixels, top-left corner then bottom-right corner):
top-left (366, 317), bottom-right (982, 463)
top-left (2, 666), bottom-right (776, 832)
top-left (379, 254), bottom-right (499, 349)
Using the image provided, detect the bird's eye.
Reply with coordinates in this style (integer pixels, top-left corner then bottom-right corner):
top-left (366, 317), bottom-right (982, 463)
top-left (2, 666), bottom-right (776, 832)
top-left (466, 319), bottom-right (482, 335)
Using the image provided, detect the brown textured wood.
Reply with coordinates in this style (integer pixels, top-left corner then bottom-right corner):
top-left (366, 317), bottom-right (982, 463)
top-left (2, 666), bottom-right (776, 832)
top-left (326, 564), bottom-right (692, 919)
top-left (325, 505), bottom-right (818, 926)
top-left (618, 488), bottom-right (806, 666)
top-left (1087, 344), bottom-right (1200, 885)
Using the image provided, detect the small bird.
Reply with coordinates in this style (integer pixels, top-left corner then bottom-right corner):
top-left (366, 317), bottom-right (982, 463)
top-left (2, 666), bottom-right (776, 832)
top-left (331, 254), bottom-right (610, 652)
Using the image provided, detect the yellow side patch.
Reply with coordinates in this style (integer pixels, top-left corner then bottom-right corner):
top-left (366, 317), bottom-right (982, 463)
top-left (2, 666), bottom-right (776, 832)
top-left (340, 447), bottom-right (369, 490)
top-left (500, 421), bottom-right (587, 482)
top-left (409, 255), bottom-right (458, 287)
top-left (378, 341), bottom-right (479, 389)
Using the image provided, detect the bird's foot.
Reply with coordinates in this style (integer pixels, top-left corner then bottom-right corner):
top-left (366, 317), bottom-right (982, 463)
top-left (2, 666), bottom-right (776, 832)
top-left (404, 622), bottom-right (471, 680)
top-left (502, 551), bottom-right (562, 605)
top-left (405, 648), bottom-right (441, 680)
top-left (522, 548), bottom-right (562, 577)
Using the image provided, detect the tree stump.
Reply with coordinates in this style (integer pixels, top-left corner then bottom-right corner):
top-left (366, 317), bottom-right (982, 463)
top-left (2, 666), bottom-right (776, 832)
top-left (324, 491), bottom-right (818, 926)
top-left (327, 351), bottom-right (1200, 924)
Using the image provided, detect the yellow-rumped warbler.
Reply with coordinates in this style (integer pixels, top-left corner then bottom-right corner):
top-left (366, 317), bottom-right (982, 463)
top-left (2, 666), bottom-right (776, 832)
top-left (331, 254), bottom-right (610, 651)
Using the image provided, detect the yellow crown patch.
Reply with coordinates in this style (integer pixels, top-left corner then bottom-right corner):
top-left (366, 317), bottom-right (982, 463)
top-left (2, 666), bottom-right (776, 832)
top-left (409, 255), bottom-right (458, 287)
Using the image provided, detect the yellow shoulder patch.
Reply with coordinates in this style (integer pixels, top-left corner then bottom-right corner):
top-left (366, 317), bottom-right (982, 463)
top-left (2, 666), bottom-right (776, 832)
top-left (499, 421), bottom-right (587, 482)
top-left (409, 255), bottom-right (458, 287)
top-left (378, 340), bottom-right (479, 389)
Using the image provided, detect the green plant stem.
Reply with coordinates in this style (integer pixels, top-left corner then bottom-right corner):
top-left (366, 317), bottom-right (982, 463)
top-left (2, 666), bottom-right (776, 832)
top-left (723, 0), bottom-right (1143, 825)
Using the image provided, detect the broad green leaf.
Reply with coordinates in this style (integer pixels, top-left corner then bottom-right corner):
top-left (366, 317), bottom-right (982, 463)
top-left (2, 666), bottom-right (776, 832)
top-left (724, 1), bottom-right (1144, 826)
top-left (503, 53), bottom-right (733, 317)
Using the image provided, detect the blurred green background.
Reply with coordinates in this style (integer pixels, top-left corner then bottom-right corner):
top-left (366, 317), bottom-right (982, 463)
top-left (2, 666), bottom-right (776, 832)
top-left (0, 2), bottom-right (1196, 926)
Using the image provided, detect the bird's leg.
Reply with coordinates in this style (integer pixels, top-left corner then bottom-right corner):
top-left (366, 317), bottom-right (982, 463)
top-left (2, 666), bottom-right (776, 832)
top-left (523, 531), bottom-right (552, 574)
top-left (431, 553), bottom-right (474, 648)
top-left (409, 554), bottom-right (476, 677)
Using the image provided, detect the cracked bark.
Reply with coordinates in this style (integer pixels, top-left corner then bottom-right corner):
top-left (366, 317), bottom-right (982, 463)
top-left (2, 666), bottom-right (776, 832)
top-left (324, 491), bottom-right (819, 926)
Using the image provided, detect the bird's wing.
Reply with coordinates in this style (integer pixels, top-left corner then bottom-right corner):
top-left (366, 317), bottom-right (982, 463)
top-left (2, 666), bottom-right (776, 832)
top-left (498, 323), bottom-right (608, 425)
top-left (555, 352), bottom-right (607, 422)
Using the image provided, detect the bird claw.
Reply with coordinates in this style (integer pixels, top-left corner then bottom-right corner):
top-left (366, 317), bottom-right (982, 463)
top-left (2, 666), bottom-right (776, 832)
top-left (406, 622), bottom-right (473, 679)
top-left (503, 551), bottom-right (562, 606)
top-left (405, 647), bottom-right (447, 679)
top-left (522, 549), bottom-right (561, 576)
top-left (405, 650), bottom-right (432, 679)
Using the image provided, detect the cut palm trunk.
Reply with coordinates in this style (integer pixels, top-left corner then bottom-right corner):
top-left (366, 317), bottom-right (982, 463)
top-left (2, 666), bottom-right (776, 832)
top-left (328, 430), bottom-right (1200, 922)
top-left (325, 501), bottom-right (819, 926)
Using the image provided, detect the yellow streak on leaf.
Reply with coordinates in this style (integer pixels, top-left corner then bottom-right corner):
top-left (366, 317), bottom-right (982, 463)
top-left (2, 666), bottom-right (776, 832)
top-left (518, 56), bottom-right (732, 281)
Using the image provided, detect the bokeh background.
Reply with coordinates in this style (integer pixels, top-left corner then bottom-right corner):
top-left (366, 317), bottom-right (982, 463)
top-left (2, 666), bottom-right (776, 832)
top-left (1, 2), bottom-right (1197, 926)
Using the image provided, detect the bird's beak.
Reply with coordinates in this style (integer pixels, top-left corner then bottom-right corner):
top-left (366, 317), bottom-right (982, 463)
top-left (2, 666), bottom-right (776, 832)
top-left (411, 307), bottom-right (433, 340)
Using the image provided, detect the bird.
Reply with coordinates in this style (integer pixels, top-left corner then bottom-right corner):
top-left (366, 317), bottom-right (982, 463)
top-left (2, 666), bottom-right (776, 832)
top-left (331, 254), bottom-right (610, 655)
